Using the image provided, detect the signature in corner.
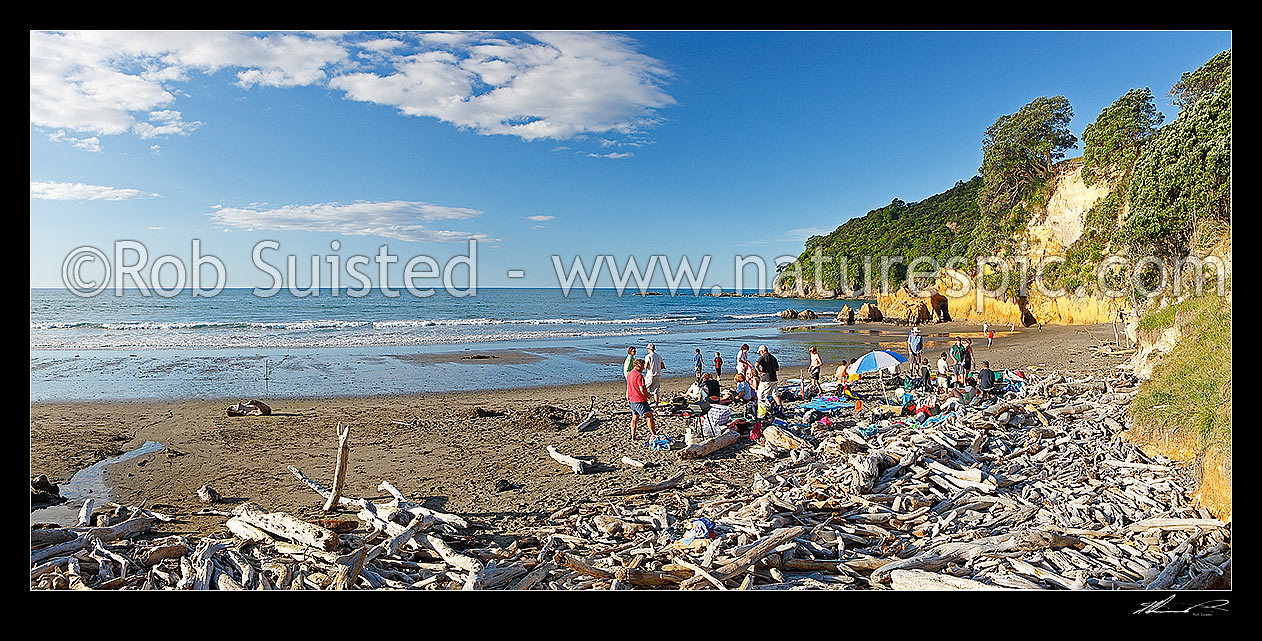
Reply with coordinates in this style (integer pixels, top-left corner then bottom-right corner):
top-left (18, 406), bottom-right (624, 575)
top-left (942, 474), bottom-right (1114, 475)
top-left (1135, 594), bottom-right (1229, 615)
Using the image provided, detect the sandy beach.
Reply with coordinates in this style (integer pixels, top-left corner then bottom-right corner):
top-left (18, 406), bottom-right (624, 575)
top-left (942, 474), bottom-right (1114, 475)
top-left (30, 321), bottom-right (1131, 539)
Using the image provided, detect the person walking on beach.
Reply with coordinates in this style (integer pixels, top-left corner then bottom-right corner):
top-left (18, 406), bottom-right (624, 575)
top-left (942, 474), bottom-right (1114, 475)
top-left (642, 343), bottom-right (665, 406)
top-left (623, 347), bottom-right (637, 379)
top-left (693, 349), bottom-right (704, 382)
top-left (756, 345), bottom-right (781, 413)
top-left (626, 359), bottom-right (657, 441)
top-left (907, 327), bottom-right (923, 365)
top-left (920, 357), bottom-right (932, 391)
top-left (808, 346), bottom-right (822, 385)
top-left (714, 351), bottom-right (723, 380)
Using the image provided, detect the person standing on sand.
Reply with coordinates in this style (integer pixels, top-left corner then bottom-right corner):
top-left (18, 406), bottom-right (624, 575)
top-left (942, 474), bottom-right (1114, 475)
top-left (756, 345), bottom-right (781, 413)
top-left (963, 338), bottom-right (975, 379)
top-left (694, 349), bottom-right (704, 382)
top-left (738, 344), bottom-right (756, 387)
top-left (808, 346), bottom-right (822, 384)
top-left (623, 347), bottom-right (637, 379)
top-left (937, 352), bottom-right (950, 390)
top-left (949, 338), bottom-right (966, 385)
top-left (907, 327), bottom-right (923, 365)
top-left (642, 343), bottom-right (665, 406)
top-left (714, 351), bottom-right (723, 380)
top-left (626, 359), bottom-right (657, 441)
top-left (987, 328), bottom-right (994, 347)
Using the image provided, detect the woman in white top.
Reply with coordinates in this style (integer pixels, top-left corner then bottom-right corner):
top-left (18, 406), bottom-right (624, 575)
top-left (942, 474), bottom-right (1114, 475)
top-left (737, 344), bottom-right (755, 386)
top-left (936, 352), bottom-right (950, 390)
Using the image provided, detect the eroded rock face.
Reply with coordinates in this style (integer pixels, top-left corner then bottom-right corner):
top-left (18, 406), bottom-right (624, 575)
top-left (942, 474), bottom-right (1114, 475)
top-left (859, 303), bottom-right (883, 322)
top-left (799, 309), bottom-right (818, 320)
top-left (780, 309), bottom-right (798, 319)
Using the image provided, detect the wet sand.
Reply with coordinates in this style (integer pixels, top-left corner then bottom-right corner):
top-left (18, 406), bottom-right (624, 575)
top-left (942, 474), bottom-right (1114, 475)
top-left (30, 322), bottom-right (1131, 538)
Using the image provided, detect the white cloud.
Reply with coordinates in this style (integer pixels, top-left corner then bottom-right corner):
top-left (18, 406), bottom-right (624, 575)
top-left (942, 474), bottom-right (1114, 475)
top-left (209, 200), bottom-right (497, 243)
top-left (524, 215), bottom-right (554, 221)
top-left (30, 180), bottom-right (159, 201)
top-left (30, 30), bottom-right (347, 139)
top-left (30, 30), bottom-right (675, 149)
top-left (47, 130), bottom-right (101, 152)
top-left (329, 31), bottom-right (675, 142)
top-left (587, 152), bottom-right (633, 159)
top-left (133, 110), bottom-right (202, 139)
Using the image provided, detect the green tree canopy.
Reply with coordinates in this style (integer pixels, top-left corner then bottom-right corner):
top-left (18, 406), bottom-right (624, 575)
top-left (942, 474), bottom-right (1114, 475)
top-left (1125, 81), bottom-right (1231, 256)
top-left (1081, 88), bottom-right (1164, 187)
top-left (978, 96), bottom-right (1078, 215)
top-left (1170, 49), bottom-right (1231, 113)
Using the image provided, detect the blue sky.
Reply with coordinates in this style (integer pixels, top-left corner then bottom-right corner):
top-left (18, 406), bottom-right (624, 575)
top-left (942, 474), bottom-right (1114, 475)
top-left (30, 30), bottom-right (1232, 290)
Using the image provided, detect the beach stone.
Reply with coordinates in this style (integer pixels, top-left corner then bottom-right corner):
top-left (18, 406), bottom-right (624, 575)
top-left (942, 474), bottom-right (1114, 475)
top-left (31, 474), bottom-right (62, 505)
top-left (859, 303), bottom-right (884, 322)
top-left (780, 309), bottom-right (798, 319)
top-left (799, 309), bottom-right (818, 320)
top-left (465, 406), bottom-right (506, 419)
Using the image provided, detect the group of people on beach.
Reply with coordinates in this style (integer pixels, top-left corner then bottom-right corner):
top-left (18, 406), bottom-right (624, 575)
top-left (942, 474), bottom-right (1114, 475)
top-left (620, 325), bottom-right (1010, 441)
top-left (621, 342), bottom-right (786, 441)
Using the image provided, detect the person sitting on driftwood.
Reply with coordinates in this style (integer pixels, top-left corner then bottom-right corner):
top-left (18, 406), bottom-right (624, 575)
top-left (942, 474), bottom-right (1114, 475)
top-left (976, 361), bottom-right (998, 400)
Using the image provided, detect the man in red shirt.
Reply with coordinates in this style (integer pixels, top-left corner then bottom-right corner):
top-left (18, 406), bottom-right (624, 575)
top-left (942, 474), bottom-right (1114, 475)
top-left (626, 358), bottom-right (657, 441)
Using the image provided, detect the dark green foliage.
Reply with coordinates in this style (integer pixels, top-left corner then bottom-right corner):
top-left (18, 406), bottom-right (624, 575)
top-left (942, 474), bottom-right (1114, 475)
top-left (1125, 55), bottom-right (1231, 257)
top-left (782, 177), bottom-right (982, 293)
top-left (1170, 49), bottom-right (1231, 113)
top-left (978, 96), bottom-right (1078, 216)
top-left (1081, 88), bottom-right (1164, 187)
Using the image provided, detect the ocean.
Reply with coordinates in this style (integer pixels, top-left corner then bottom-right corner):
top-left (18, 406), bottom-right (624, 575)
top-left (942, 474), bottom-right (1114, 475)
top-left (30, 288), bottom-right (893, 401)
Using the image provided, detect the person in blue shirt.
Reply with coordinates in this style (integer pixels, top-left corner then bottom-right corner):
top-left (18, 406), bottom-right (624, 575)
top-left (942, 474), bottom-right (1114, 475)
top-left (693, 349), bottom-right (704, 382)
top-left (908, 327), bottom-right (923, 365)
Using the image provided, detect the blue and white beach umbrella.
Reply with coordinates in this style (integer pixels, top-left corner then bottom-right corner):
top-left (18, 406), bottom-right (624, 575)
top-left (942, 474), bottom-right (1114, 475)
top-left (851, 349), bottom-right (908, 374)
top-left (851, 349), bottom-right (908, 393)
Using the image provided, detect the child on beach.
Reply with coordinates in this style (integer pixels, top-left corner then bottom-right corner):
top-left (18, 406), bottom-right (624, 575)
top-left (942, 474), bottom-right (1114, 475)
top-left (626, 358), bottom-right (657, 441)
top-left (714, 352), bottom-right (723, 380)
top-left (694, 349), bottom-right (704, 382)
top-left (809, 346), bottom-right (822, 384)
top-left (726, 373), bottom-right (756, 403)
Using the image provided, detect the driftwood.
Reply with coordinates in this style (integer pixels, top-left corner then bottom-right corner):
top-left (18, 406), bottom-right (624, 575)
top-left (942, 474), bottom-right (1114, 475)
top-left (232, 503), bottom-right (339, 551)
top-left (598, 472), bottom-right (685, 497)
top-left (547, 445), bottom-right (591, 474)
top-left (322, 423), bottom-right (351, 512)
top-left (678, 429), bottom-right (740, 459)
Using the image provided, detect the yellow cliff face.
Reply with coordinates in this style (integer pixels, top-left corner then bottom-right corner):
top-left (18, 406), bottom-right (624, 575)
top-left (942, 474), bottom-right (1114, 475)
top-left (876, 269), bottom-right (1130, 327)
top-left (1027, 158), bottom-right (1113, 257)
